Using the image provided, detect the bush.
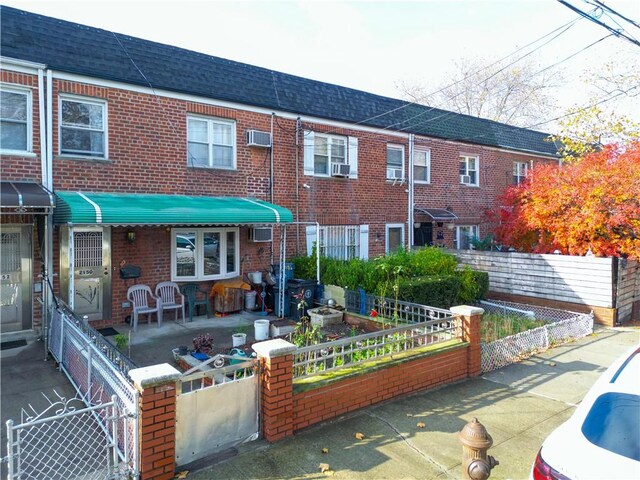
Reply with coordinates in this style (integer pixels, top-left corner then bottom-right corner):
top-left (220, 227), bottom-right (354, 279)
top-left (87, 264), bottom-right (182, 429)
top-left (396, 275), bottom-right (462, 309)
top-left (289, 247), bottom-right (485, 307)
top-left (456, 268), bottom-right (489, 303)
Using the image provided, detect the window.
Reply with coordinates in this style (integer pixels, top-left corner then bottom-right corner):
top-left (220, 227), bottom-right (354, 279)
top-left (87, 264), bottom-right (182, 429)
top-left (413, 147), bottom-right (430, 183)
top-left (459, 155), bottom-right (479, 186)
top-left (455, 225), bottom-right (479, 250)
top-left (172, 228), bottom-right (238, 281)
top-left (314, 133), bottom-right (346, 175)
top-left (513, 161), bottom-right (528, 185)
top-left (187, 116), bottom-right (236, 169)
top-left (60, 96), bottom-right (107, 158)
top-left (1, 86), bottom-right (31, 153)
top-left (306, 224), bottom-right (368, 259)
top-left (386, 224), bottom-right (405, 253)
top-left (303, 131), bottom-right (358, 178)
top-left (318, 225), bottom-right (359, 260)
top-left (387, 144), bottom-right (404, 180)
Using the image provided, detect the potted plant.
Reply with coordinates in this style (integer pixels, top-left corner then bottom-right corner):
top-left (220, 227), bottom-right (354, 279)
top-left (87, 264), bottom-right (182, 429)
top-left (232, 325), bottom-right (248, 347)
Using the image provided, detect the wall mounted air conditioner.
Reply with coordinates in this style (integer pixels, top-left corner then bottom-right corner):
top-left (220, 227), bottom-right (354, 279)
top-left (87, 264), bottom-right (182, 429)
top-left (331, 162), bottom-right (350, 177)
top-left (246, 130), bottom-right (272, 148)
top-left (249, 227), bottom-right (273, 242)
top-left (460, 174), bottom-right (471, 184)
top-left (388, 168), bottom-right (403, 180)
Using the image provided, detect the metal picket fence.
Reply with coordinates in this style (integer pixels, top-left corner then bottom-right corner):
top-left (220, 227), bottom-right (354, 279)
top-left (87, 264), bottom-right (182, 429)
top-left (47, 301), bottom-right (139, 478)
top-left (480, 300), bottom-right (594, 373)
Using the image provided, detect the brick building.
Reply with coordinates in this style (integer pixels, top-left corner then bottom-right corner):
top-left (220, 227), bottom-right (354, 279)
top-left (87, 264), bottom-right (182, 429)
top-left (1, 6), bottom-right (559, 336)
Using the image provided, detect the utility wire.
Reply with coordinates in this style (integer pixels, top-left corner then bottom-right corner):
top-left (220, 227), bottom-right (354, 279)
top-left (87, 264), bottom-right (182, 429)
top-left (357, 18), bottom-right (585, 137)
top-left (392, 33), bottom-right (613, 135)
top-left (301, 14), bottom-right (584, 138)
top-left (556, 0), bottom-right (640, 47)
top-left (586, 0), bottom-right (640, 29)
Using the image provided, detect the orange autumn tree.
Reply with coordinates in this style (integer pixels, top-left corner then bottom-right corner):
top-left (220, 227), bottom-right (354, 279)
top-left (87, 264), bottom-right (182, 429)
top-left (492, 142), bottom-right (640, 259)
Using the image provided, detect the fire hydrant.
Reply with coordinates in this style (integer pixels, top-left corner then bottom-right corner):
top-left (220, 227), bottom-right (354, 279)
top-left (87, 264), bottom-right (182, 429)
top-left (458, 417), bottom-right (499, 480)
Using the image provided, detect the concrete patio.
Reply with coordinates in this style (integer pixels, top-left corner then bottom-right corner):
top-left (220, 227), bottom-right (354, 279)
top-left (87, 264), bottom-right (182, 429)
top-left (105, 310), bottom-right (281, 368)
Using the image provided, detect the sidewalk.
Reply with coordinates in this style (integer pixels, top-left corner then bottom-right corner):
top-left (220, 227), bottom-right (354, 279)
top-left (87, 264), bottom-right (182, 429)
top-left (188, 326), bottom-right (639, 480)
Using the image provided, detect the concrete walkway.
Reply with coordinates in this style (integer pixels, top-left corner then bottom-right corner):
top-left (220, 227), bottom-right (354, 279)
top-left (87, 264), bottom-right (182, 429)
top-left (187, 326), bottom-right (639, 480)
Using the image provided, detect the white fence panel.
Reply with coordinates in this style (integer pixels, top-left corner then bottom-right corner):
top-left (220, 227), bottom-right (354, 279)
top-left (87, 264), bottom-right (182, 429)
top-left (454, 251), bottom-right (614, 307)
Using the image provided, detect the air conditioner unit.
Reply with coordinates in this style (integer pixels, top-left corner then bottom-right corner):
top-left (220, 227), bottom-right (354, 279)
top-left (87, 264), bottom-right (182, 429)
top-left (331, 162), bottom-right (350, 177)
top-left (388, 168), bottom-right (403, 180)
top-left (460, 174), bottom-right (471, 184)
top-left (249, 227), bottom-right (273, 242)
top-left (246, 130), bottom-right (272, 148)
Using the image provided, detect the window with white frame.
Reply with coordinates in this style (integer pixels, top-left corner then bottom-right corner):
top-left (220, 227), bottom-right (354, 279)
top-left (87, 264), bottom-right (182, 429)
top-left (172, 227), bottom-right (238, 281)
top-left (318, 225), bottom-right (360, 260)
top-left (387, 144), bottom-right (404, 180)
top-left (513, 161), bottom-right (528, 185)
top-left (459, 155), bottom-right (479, 186)
top-left (386, 224), bottom-right (405, 253)
top-left (306, 224), bottom-right (368, 259)
top-left (314, 133), bottom-right (346, 175)
top-left (1, 86), bottom-right (32, 153)
top-left (455, 225), bottom-right (479, 250)
top-left (413, 147), bottom-right (430, 183)
top-left (303, 131), bottom-right (358, 178)
top-left (60, 96), bottom-right (107, 158)
top-left (187, 116), bottom-right (236, 169)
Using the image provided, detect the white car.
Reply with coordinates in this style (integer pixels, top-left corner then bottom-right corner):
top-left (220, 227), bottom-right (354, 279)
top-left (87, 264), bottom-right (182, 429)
top-left (532, 343), bottom-right (640, 480)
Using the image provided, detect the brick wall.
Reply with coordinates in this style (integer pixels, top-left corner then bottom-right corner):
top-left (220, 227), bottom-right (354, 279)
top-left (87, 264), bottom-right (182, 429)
top-left (292, 345), bottom-right (468, 431)
top-left (256, 308), bottom-right (482, 438)
top-left (3, 70), bottom-right (556, 327)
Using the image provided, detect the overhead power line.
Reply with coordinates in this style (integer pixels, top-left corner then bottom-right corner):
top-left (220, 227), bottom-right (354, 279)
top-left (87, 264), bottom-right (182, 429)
top-left (586, 0), bottom-right (640, 30)
top-left (556, 0), bottom-right (640, 47)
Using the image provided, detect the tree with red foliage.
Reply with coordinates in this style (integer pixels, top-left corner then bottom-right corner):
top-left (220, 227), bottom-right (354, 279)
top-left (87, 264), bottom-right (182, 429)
top-left (491, 142), bottom-right (640, 259)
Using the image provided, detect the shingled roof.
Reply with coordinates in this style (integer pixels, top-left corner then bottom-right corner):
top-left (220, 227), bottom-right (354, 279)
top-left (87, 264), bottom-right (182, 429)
top-left (1, 6), bottom-right (559, 157)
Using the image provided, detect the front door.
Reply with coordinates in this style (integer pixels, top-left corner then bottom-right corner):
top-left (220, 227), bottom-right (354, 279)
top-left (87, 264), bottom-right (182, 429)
top-left (413, 222), bottom-right (434, 247)
top-left (0, 226), bottom-right (32, 333)
top-left (60, 226), bottom-right (112, 321)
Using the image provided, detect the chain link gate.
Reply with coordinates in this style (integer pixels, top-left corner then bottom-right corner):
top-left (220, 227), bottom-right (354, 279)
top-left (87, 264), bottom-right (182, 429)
top-left (5, 392), bottom-right (126, 480)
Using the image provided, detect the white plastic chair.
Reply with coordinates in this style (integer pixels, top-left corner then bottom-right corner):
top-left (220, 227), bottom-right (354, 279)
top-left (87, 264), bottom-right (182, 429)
top-left (155, 281), bottom-right (185, 325)
top-left (127, 284), bottom-right (160, 332)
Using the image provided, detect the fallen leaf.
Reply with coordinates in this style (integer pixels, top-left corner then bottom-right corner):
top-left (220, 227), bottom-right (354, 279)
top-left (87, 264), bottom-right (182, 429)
top-left (175, 471), bottom-right (189, 480)
top-left (416, 422), bottom-right (426, 428)
top-left (548, 361), bottom-right (556, 367)
top-left (322, 447), bottom-right (329, 454)
top-left (354, 432), bottom-right (365, 440)
top-left (319, 463), bottom-right (330, 473)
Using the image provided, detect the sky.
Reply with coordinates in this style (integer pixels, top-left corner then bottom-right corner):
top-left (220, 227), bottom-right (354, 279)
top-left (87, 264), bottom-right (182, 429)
top-left (3, 0), bottom-right (639, 130)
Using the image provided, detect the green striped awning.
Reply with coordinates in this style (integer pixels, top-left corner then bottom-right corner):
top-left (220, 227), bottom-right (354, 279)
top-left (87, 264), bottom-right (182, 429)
top-left (54, 191), bottom-right (293, 226)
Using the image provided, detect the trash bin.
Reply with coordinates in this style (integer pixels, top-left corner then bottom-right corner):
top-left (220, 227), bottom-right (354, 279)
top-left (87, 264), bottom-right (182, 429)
top-left (287, 279), bottom-right (317, 322)
top-left (272, 262), bottom-right (294, 284)
top-left (273, 286), bottom-right (290, 317)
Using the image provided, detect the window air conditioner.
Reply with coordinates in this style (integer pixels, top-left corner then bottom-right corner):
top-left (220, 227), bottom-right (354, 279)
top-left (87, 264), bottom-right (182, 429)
top-left (460, 174), bottom-right (471, 184)
top-left (388, 168), bottom-right (403, 180)
top-left (249, 227), bottom-right (273, 242)
top-left (246, 130), bottom-right (272, 148)
top-left (331, 162), bottom-right (350, 177)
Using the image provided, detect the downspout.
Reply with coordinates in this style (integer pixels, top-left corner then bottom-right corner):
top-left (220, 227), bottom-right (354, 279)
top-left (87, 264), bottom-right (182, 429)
top-left (407, 134), bottom-right (414, 249)
top-left (46, 70), bottom-right (56, 316)
top-left (270, 113), bottom-right (275, 267)
top-left (38, 67), bottom-right (48, 358)
top-left (295, 117), bottom-right (301, 254)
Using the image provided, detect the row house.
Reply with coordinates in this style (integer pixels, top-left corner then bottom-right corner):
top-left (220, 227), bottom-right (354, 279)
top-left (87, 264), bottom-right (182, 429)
top-left (0, 6), bottom-right (559, 338)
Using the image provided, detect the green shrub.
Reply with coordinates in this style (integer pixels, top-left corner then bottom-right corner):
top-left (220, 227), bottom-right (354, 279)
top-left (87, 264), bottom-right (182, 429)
top-left (289, 247), bottom-right (484, 308)
top-left (397, 275), bottom-right (461, 309)
top-left (456, 268), bottom-right (489, 303)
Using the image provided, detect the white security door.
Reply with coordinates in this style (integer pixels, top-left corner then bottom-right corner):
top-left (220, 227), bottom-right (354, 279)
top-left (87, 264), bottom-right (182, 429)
top-left (0, 227), bottom-right (32, 332)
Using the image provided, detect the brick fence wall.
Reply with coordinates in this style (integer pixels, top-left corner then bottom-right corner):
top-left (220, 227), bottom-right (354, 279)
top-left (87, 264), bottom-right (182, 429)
top-left (129, 307), bottom-right (481, 479)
